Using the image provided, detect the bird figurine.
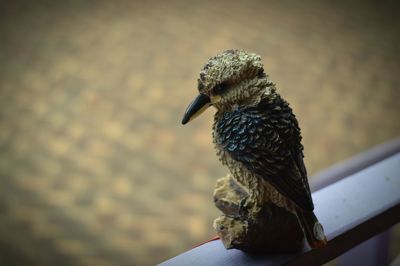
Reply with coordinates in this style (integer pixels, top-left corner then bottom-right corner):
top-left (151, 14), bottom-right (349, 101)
top-left (182, 49), bottom-right (327, 250)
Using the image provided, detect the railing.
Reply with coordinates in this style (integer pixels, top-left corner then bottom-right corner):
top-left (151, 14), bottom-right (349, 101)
top-left (160, 138), bottom-right (400, 266)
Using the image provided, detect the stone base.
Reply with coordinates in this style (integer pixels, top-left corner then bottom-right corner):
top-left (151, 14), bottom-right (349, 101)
top-left (213, 175), bottom-right (304, 253)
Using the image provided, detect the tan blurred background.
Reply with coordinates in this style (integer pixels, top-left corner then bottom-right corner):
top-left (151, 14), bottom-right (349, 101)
top-left (0, 0), bottom-right (399, 265)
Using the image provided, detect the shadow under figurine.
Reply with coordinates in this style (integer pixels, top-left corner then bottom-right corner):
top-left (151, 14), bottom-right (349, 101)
top-left (182, 49), bottom-right (327, 252)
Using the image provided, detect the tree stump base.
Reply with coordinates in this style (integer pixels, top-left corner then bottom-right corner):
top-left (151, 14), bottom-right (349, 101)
top-left (213, 174), bottom-right (304, 253)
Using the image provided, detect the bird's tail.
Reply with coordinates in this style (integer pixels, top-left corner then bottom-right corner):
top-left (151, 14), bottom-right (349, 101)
top-left (297, 210), bottom-right (327, 249)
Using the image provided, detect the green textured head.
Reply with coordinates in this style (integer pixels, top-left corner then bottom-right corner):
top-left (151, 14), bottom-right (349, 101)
top-left (197, 49), bottom-right (264, 94)
top-left (182, 49), bottom-right (274, 124)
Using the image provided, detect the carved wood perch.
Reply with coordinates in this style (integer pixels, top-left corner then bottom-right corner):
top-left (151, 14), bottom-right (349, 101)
top-left (213, 174), bottom-right (304, 252)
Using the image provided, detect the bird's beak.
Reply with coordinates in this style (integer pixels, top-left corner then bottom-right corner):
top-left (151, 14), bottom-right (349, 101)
top-left (182, 93), bottom-right (211, 125)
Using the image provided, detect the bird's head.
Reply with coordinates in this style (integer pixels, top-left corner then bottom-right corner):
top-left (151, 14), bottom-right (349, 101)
top-left (182, 49), bottom-right (274, 124)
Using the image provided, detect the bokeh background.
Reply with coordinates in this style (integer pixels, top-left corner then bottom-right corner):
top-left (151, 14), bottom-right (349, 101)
top-left (0, 0), bottom-right (399, 265)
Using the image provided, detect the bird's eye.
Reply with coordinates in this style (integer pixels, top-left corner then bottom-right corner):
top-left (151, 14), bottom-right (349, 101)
top-left (257, 68), bottom-right (266, 78)
top-left (213, 82), bottom-right (229, 95)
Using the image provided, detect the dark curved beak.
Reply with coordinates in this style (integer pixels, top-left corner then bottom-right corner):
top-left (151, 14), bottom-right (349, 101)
top-left (181, 93), bottom-right (211, 125)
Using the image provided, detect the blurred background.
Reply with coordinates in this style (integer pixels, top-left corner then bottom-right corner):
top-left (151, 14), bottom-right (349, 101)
top-left (0, 0), bottom-right (399, 265)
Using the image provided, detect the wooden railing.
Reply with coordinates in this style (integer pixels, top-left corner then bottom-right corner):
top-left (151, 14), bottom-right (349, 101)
top-left (160, 138), bottom-right (400, 266)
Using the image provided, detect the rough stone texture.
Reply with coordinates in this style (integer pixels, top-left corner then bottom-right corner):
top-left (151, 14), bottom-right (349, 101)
top-left (0, 0), bottom-right (399, 265)
top-left (213, 175), bottom-right (303, 252)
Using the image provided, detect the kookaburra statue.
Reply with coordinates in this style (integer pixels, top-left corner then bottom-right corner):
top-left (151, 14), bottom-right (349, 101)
top-left (182, 49), bottom-right (327, 250)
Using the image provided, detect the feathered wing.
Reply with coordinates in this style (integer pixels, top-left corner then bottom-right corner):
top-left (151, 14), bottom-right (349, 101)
top-left (215, 97), bottom-right (313, 211)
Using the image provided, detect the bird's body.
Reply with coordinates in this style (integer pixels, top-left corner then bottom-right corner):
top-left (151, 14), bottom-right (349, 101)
top-left (213, 94), bottom-right (305, 214)
top-left (182, 49), bottom-right (327, 249)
